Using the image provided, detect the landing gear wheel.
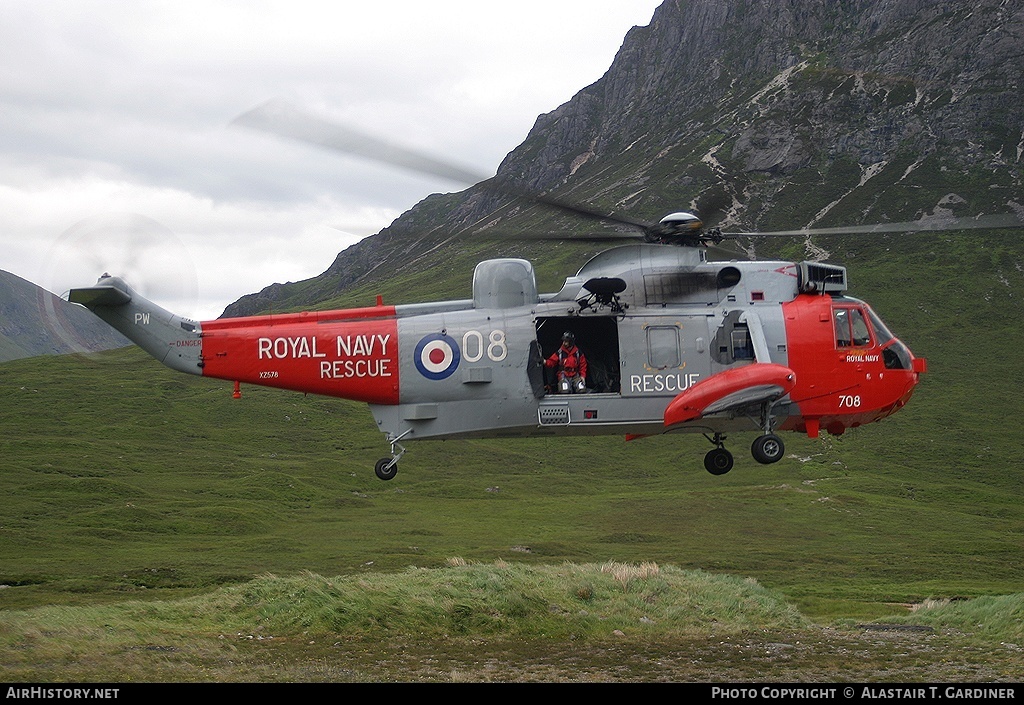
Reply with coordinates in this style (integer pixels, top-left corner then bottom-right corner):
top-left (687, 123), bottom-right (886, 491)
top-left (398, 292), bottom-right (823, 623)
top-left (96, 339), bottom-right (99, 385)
top-left (751, 434), bottom-right (785, 464)
top-left (375, 457), bottom-right (398, 481)
top-left (704, 447), bottom-right (734, 475)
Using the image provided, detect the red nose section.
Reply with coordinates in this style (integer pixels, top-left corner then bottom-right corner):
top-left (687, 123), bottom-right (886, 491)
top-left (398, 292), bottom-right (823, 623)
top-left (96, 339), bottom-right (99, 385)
top-left (781, 294), bottom-right (927, 437)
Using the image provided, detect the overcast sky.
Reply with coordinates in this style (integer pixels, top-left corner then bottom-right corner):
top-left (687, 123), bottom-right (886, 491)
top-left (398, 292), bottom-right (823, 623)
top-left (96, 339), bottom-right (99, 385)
top-left (0, 0), bottom-right (662, 319)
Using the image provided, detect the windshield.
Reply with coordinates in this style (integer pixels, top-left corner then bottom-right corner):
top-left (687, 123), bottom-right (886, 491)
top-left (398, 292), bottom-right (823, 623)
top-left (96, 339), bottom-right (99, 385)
top-left (866, 306), bottom-right (895, 346)
top-left (864, 303), bottom-right (912, 369)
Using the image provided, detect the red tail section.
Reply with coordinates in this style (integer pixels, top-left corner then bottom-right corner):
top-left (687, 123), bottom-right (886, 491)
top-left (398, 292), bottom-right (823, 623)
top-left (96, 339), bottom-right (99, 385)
top-left (199, 306), bottom-right (401, 404)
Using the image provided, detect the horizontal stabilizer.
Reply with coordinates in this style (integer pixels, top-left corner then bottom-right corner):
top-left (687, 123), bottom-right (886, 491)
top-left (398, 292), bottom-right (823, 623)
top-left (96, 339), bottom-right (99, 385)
top-left (664, 363), bottom-right (796, 428)
top-left (68, 282), bottom-right (132, 307)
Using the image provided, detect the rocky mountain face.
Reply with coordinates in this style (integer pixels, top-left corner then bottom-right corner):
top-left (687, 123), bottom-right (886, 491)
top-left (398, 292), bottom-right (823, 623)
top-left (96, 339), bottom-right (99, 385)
top-left (224, 0), bottom-right (1024, 316)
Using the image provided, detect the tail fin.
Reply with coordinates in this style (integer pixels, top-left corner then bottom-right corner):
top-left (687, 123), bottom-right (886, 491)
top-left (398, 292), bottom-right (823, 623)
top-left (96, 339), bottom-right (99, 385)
top-left (68, 275), bottom-right (203, 375)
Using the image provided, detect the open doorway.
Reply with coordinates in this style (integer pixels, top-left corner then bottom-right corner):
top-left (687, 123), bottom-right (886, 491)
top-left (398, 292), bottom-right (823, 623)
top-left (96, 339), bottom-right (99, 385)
top-left (535, 316), bottom-right (620, 394)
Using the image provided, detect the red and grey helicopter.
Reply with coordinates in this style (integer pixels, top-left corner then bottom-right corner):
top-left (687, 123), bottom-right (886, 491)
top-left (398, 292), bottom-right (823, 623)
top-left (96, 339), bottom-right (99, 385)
top-left (67, 102), bottom-right (1021, 479)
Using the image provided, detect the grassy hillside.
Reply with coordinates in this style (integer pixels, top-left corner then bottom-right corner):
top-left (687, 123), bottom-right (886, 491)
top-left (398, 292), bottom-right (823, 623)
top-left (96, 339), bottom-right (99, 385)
top-left (3, 221), bottom-right (1024, 680)
top-left (3, 229), bottom-right (1024, 611)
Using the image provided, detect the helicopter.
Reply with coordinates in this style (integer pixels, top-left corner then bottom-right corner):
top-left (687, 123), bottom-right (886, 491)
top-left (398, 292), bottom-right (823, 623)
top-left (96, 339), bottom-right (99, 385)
top-left (65, 102), bottom-right (1022, 480)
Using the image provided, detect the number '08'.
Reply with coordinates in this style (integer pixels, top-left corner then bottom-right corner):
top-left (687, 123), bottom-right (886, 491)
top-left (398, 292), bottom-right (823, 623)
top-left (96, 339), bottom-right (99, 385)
top-left (462, 329), bottom-right (508, 362)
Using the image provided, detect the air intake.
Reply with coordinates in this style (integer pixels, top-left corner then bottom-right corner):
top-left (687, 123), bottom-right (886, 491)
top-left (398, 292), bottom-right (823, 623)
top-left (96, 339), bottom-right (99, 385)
top-left (799, 262), bottom-right (848, 293)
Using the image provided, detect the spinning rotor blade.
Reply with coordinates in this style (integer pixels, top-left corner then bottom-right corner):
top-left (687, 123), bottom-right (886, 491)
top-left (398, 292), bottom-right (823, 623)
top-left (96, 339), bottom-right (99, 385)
top-left (512, 193), bottom-right (652, 232)
top-left (724, 212), bottom-right (1024, 238)
top-left (42, 213), bottom-right (200, 358)
top-left (46, 213), bottom-right (199, 309)
top-left (479, 229), bottom-right (645, 243)
top-left (233, 101), bottom-right (1024, 250)
top-left (233, 99), bottom-right (489, 186)
top-left (232, 100), bottom-right (650, 236)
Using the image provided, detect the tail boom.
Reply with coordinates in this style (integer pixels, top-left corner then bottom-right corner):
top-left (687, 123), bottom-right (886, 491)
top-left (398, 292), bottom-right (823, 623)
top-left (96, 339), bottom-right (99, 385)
top-left (68, 276), bottom-right (202, 375)
top-left (69, 275), bottom-right (401, 404)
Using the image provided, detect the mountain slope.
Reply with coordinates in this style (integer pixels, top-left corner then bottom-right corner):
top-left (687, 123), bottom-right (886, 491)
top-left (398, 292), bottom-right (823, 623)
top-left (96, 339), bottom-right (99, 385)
top-left (223, 0), bottom-right (1024, 317)
top-left (0, 270), bottom-right (128, 362)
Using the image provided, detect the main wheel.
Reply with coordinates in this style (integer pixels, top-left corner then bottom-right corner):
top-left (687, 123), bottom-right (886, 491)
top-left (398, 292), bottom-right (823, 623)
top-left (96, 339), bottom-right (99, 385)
top-left (375, 457), bottom-right (398, 481)
top-left (704, 447), bottom-right (734, 475)
top-left (751, 434), bottom-right (785, 464)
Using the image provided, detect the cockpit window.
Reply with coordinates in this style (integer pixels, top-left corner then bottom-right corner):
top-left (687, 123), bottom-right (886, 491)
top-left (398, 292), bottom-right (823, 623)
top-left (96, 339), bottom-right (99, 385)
top-left (866, 307), bottom-right (894, 346)
top-left (834, 307), bottom-right (871, 348)
top-left (833, 299), bottom-right (912, 368)
top-left (866, 307), bottom-right (911, 369)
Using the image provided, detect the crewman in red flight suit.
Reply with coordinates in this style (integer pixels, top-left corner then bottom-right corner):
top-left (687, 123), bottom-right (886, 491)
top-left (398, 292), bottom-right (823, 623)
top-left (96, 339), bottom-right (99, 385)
top-left (546, 331), bottom-right (588, 393)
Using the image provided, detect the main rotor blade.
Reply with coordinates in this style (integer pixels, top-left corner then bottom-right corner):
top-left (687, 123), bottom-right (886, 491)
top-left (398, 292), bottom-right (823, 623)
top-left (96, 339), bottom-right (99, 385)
top-left (477, 230), bottom-right (646, 243)
top-left (724, 212), bottom-right (1024, 237)
top-left (232, 100), bottom-right (655, 235)
top-left (507, 191), bottom-right (652, 231)
top-left (232, 99), bottom-right (490, 186)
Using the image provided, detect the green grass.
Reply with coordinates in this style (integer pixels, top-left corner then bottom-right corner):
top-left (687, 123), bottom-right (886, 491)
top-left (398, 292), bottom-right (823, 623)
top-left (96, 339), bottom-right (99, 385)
top-left (2, 562), bottom-right (1022, 682)
top-left (3, 324), bottom-right (1024, 614)
top-left (4, 216), bottom-right (1024, 679)
top-left (0, 562), bottom-right (803, 646)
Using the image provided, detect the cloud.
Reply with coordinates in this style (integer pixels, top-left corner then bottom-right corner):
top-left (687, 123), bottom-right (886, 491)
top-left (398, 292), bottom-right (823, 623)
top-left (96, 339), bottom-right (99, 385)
top-left (0, 0), bottom-right (661, 319)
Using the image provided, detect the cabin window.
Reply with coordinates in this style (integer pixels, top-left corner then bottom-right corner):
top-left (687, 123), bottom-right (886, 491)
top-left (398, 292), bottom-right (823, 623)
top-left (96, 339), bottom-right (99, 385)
top-left (646, 326), bottom-right (681, 369)
top-left (711, 312), bottom-right (754, 364)
top-left (834, 307), bottom-right (871, 348)
top-left (731, 326), bottom-right (754, 360)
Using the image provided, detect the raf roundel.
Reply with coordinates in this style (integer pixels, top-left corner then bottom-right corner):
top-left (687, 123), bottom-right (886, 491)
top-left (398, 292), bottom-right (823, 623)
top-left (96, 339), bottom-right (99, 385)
top-left (414, 333), bottom-right (461, 380)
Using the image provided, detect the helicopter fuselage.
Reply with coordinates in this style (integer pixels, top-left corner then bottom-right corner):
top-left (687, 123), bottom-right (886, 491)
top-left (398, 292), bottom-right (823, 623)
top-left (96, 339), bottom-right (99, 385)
top-left (70, 244), bottom-right (926, 478)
